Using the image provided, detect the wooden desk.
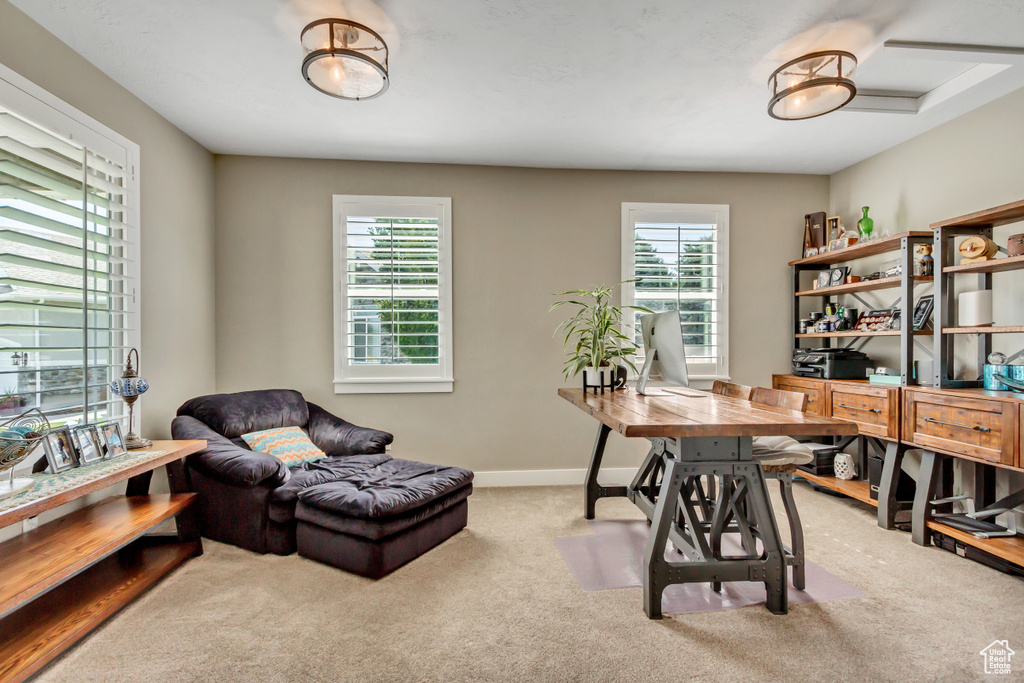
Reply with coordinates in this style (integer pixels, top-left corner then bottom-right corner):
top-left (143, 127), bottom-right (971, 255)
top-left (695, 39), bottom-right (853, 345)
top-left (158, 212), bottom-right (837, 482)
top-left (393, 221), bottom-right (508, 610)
top-left (0, 439), bottom-right (205, 683)
top-left (559, 388), bottom-right (856, 618)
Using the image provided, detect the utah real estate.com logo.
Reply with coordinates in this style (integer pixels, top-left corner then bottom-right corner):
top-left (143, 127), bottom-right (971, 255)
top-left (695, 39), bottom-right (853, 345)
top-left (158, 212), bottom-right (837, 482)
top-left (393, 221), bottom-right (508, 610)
top-left (980, 640), bottom-right (1015, 675)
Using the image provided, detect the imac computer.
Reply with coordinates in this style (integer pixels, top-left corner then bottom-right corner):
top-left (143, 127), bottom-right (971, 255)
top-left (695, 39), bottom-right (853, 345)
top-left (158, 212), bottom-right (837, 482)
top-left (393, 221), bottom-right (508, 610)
top-left (636, 311), bottom-right (703, 397)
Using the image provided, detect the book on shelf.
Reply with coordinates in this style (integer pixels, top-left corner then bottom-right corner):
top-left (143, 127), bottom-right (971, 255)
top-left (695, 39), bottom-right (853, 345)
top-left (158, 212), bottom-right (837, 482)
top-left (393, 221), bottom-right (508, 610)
top-left (868, 374), bottom-right (902, 386)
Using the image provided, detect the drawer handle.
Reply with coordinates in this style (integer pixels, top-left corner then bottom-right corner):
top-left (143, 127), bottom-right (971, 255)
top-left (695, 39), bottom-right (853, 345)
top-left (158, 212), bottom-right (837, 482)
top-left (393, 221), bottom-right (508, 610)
top-left (924, 417), bottom-right (991, 433)
top-left (837, 403), bottom-right (881, 414)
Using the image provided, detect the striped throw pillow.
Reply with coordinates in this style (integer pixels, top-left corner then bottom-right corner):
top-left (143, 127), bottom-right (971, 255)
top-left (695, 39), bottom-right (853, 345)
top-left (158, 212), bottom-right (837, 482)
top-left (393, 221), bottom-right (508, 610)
top-left (240, 426), bottom-right (326, 467)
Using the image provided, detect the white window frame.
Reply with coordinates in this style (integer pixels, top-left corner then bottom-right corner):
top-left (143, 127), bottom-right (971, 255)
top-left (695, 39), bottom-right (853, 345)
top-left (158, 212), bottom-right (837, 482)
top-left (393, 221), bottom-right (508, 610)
top-left (621, 202), bottom-right (729, 383)
top-left (333, 195), bottom-right (453, 393)
top-left (0, 62), bottom-right (142, 429)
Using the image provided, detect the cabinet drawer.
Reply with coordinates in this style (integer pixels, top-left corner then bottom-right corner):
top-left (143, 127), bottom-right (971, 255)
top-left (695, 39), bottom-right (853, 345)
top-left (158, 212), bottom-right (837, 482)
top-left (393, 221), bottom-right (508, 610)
top-left (772, 376), bottom-right (824, 416)
top-left (903, 391), bottom-right (1015, 466)
top-left (829, 385), bottom-right (898, 439)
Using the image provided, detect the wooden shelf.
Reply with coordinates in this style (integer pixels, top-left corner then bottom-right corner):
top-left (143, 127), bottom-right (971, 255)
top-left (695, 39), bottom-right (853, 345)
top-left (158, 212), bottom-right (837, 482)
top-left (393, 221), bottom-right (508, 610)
top-left (930, 198), bottom-right (1024, 230)
top-left (796, 329), bottom-right (932, 339)
top-left (788, 231), bottom-right (932, 267)
top-left (796, 471), bottom-right (878, 507)
top-left (926, 520), bottom-right (1024, 568)
top-left (942, 326), bottom-right (1024, 335)
top-left (943, 254), bottom-right (1024, 274)
top-left (0, 540), bottom-right (199, 683)
top-left (795, 275), bottom-right (932, 297)
top-left (0, 440), bottom-right (205, 529)
top-left (0, 494), bottom-right (195, 618)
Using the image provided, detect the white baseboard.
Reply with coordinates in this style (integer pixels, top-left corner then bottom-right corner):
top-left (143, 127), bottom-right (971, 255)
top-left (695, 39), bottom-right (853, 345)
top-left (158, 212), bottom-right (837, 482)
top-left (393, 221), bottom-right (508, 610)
top-left (472, 467), bottom-right (636, 488)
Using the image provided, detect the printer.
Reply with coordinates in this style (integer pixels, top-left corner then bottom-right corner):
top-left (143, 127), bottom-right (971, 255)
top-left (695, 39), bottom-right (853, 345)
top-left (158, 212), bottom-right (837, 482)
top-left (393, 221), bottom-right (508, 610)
top-left (792, 348), bottom-right (874, 380)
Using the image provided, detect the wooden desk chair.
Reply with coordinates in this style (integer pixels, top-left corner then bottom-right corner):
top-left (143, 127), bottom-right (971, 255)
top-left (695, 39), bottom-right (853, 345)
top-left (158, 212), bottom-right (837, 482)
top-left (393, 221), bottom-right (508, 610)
top-left (750, 386), bottom-right (808, 412)
top-left (711, 380), bottom-right (753, 400)
top-left (710, 386), bottom-right (813, 590)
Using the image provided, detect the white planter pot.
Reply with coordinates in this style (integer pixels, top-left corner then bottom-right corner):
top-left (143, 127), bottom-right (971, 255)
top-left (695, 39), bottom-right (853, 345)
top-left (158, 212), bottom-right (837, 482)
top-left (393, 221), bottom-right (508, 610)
top-left (583, 365), bottom-right (619, 390)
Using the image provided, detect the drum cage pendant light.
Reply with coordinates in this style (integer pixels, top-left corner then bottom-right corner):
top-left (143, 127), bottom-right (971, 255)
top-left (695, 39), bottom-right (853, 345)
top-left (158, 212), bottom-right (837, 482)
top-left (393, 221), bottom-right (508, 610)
top-left (301, 18), bottom-right (389, 100)
top-left (768, 50), bottom-right (857, 120)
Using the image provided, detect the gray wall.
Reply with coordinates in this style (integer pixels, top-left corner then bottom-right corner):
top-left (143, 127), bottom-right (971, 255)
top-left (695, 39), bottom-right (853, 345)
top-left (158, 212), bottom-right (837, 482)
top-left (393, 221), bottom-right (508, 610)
top-left (214, 156), bottom-right (828, 474)
top-left (0, 0), bottom-right (217, 437)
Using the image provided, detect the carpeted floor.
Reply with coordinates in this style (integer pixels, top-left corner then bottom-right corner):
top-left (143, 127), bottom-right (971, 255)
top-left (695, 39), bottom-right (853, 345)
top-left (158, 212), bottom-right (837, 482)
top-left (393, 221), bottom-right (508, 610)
top-left (39, 483), bottom-right (1023, 682)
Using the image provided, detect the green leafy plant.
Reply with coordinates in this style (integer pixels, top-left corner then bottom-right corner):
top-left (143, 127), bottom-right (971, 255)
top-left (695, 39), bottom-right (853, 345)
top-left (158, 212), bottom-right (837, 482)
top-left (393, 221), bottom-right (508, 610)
top-left (551, 281), bottom-right (652, 381)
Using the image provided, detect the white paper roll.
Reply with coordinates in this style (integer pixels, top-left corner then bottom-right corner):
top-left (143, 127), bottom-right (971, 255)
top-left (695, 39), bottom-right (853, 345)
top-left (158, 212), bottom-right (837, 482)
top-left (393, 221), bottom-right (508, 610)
top-left (958, 289), bottom-right (993, 327)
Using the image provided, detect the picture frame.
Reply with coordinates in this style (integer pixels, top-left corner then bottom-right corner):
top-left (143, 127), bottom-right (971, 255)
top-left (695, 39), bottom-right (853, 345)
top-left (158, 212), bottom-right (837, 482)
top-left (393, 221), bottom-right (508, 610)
top-left (42, 426), bottom-right (78, 473)
top-left (816, 271), bottom-right (831, 289)
top-left (829, 267), bottom-right (850, 287)
top-left (827, 238), bottom-right (843, 252)
top-left (73, 425), bottom-right (104, 465)
top-left (855, 309), bottom-right (900, 333)
top-left (913, 295), bottom-right (935, 331)
top-left (98, 422), bottom-right (128, 459)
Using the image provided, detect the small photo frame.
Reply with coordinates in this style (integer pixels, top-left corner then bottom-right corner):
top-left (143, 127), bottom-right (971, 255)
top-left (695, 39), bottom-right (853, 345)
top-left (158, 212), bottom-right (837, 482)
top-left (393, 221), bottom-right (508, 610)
top-left (913, 295), bottom-right (935, 331)
top-left (816, 271), bottom-right (831, 289)
top-left (829, 267), bottom-right (850, 287)
top-left (827, 238), bottom-right (843, 252)
top-left (99, 422), bottom-right (127, 459)
top-left (43, 426), bottom-right (78, 472)
top-left (74, 425), bottom-right (104, 465)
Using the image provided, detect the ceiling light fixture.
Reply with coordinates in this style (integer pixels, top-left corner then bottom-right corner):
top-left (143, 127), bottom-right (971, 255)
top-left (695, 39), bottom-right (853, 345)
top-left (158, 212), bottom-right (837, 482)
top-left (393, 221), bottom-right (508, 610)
top-left (768, 50), bottom-right (857, 120)
top-left (301, 18), bottom-right (389, 100)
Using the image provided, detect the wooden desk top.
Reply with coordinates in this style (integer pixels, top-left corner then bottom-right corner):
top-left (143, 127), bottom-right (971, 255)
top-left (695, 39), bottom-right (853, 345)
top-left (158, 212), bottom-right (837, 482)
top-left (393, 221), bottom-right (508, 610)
top-left (0, 440), bottom-right (205, 529)
top-left (559, 388), bottom-right (859, 439)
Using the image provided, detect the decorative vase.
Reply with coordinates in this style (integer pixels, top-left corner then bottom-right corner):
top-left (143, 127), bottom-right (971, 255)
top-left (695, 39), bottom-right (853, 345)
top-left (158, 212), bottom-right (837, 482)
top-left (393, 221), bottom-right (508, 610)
top-left (857, 206), bottom-right (874, 242)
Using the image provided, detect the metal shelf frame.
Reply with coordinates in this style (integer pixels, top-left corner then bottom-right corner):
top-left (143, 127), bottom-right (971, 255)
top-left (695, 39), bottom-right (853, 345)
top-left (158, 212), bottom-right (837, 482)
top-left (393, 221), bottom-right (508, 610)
top-left (792, 233), bottom-right (935, 385)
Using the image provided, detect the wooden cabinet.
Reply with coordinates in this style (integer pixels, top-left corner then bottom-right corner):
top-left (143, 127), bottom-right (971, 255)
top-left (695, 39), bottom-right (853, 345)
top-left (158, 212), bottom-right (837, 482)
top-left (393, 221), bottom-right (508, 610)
top-left (903, 389), bottom-right (1017, 467)
top-left (772, 375), bottom-right (825, 416)
top-left (829, 383), bottom-right (899, 440)
top-left (772, 375), bottom-right (900, 440)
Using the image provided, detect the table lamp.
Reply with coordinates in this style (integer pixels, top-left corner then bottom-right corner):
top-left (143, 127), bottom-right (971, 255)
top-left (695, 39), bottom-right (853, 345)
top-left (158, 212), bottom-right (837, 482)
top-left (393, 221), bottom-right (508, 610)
top-left (109, 348), bottom-right (151, 449)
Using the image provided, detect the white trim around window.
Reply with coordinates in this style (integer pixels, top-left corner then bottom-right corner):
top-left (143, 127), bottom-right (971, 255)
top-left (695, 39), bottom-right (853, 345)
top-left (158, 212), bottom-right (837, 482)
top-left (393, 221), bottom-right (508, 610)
top-left (621, 202), bottom-right (729, 382)
top-left (332, 195), bottom-right (454, 393)
top-left (0, 61), bottom-right (142, 432)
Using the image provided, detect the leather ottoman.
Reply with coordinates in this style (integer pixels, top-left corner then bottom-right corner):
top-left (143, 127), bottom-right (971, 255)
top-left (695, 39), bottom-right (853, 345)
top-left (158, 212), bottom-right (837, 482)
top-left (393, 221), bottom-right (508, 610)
top-left (295, 458), bottom-right (473, 578)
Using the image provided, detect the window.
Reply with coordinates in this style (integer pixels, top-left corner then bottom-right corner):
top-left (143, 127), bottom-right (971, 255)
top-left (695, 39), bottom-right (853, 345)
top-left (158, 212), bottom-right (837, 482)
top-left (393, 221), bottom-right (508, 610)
top-left (621, 203), bottom-right (729, 381)
top-left (333, 195), bottom-right (453, 393)
top-left (0, 64), bottom-right (140, 429)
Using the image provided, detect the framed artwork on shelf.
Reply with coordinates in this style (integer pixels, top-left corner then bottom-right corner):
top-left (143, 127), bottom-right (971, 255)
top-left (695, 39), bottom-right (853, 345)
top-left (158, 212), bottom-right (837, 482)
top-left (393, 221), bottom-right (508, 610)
top-left (855, 309), bottom-right (900, 332)
top-left (913, 295), bottom-right (935, 330)
top-left (73, 425), bottom-right (104, 465)
top-left (816, 271), bottom-right (831, 289)
top-left (42, 426), bottom-right (78, 472)
top-left (829, 267), bottom-right (850, 286)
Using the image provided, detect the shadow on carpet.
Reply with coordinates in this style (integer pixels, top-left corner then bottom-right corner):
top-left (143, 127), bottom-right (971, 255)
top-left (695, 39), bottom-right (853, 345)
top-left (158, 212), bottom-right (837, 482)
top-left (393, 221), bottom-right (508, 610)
top-left (555, 519), bottom-right (863, 614)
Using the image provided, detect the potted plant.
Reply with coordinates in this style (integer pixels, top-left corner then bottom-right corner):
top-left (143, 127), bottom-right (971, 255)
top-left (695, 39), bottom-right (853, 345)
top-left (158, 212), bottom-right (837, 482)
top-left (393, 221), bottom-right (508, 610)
top-left (0, 389), bottom-right (27, 416)
top-left (551, 282), bottom-right (651, 390)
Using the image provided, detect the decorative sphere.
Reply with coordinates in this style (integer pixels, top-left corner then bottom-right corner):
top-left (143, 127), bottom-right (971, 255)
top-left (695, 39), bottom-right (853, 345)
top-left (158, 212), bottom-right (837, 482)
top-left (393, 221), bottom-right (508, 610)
top-left (110, 376), bottom-right (150, 398)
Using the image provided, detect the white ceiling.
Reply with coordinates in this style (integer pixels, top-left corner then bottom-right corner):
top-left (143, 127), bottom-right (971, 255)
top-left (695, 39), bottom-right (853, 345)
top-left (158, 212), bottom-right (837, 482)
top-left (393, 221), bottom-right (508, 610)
top-left (11, 0), bottom-right (1024, 174)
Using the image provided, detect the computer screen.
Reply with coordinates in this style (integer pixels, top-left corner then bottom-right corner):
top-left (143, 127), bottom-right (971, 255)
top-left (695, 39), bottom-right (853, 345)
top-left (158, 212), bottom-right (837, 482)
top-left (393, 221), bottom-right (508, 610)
top-left (636, 311), bottom-right (689, 394)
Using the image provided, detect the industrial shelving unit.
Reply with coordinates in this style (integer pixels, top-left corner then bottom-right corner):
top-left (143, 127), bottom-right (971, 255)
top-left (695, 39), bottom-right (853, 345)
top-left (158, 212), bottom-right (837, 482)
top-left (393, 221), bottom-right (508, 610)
top-left (789, 231), bottom-right (935, 385)
top-left (931, 199), bottom-right (1024, 388)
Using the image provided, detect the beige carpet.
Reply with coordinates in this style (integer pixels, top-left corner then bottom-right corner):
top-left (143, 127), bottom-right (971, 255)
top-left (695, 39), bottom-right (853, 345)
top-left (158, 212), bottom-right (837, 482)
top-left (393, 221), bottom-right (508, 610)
top-left (39, 483), bottom-right (1023, 682)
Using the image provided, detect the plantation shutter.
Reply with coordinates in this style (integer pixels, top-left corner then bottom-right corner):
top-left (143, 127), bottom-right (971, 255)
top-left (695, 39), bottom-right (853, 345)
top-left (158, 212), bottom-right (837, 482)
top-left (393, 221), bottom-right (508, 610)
top-left (622, 204), bottom-right (729, 380)
top-left (0, 104), bottom-right (136, 426)
top-left (334, 196), bottom-right (453, 393)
